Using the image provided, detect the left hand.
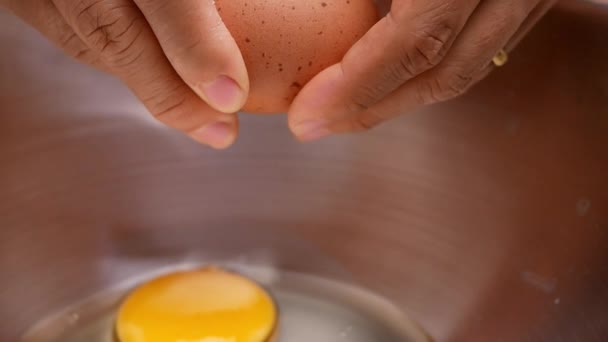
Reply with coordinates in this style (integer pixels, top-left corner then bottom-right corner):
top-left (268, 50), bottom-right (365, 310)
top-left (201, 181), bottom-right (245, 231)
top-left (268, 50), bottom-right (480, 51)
top-left (288, 0), bottom-right (557, 141)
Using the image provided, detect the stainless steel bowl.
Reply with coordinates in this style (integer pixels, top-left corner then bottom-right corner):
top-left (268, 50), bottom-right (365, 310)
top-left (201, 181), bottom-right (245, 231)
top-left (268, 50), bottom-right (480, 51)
top-left (1, 2), bottom-right (607, 341)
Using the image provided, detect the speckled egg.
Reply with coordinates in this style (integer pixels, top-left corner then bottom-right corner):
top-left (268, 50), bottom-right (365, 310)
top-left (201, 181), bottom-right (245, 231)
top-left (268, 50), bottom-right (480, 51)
top-left (216, 0), bottom-right (378, 114)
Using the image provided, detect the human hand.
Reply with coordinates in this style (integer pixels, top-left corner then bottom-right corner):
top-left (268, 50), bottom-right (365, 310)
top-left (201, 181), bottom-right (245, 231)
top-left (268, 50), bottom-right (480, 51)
top-left (1, 0), bottom-right (249, 149)
top-left (288, 0), bottom-right (556, 141)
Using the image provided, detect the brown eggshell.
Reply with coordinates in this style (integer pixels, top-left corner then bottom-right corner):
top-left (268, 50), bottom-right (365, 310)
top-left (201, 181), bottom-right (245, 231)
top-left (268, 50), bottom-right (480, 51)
top-left (216, 0), bottom-right (378, 114)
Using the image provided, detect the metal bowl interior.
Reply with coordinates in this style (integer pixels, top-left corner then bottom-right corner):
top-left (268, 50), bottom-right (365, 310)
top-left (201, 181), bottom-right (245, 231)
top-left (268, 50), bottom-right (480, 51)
top-left (1, 3), bottom-right (608, 341)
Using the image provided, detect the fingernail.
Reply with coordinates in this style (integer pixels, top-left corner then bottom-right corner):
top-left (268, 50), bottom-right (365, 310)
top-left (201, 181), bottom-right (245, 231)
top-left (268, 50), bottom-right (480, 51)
top-left (293, 120), bottom-right (332, 142)
top-left (191, 121), bottom-right (235, 149)
top-left (198, 76), bottom-right (245, 113)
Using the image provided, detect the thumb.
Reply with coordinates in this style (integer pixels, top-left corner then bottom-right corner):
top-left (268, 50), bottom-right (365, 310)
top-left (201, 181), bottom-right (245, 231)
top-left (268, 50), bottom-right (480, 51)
top-left (288, 0), bottom-right (476, 139)
top-left (133, 0), bottom-right (249, 114)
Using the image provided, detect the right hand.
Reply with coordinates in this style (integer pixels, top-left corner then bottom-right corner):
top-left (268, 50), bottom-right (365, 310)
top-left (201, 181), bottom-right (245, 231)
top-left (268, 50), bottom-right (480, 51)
top-left (1, 0), bottom-right (249, 149)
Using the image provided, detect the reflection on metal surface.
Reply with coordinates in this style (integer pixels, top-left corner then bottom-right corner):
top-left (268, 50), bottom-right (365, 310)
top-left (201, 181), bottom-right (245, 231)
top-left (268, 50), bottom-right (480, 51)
top-left (1, 2), bottom-right (608, 342)
top-left (23, 264), bottom-right (430, 342)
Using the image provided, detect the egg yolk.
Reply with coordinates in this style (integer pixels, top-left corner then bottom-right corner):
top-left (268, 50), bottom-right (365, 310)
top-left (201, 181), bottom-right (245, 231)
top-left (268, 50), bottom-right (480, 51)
top-left (116, 267), bottom-right (277, 342)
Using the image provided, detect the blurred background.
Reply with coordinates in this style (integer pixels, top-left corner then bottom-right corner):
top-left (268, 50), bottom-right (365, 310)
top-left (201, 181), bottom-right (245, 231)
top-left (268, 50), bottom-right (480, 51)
top-left (1, 1), bottom-right (607, 341)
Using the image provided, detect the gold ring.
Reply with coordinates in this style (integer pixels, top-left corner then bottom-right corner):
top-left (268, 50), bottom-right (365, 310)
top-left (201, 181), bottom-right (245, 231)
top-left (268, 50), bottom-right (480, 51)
top-left (492, 49), bottom-right (509, 67)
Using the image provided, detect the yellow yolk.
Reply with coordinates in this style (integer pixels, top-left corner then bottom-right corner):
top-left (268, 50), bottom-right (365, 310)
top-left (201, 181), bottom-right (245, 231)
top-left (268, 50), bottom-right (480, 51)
top-left (116, 267), bottom-right (277, 342)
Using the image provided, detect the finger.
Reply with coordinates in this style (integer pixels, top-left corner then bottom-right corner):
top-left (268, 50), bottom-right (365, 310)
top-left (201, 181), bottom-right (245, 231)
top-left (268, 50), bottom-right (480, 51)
top-left (468, 0), bottom-right (557, 86)
top-left (133, 0), bottom-right (249, 113)
top-left (4, 0), bottom-right (99, 67)
top-left (338, 0), bottom-right (545, 133)
top-left (51, 0), bottom-right (237, 149)
top-left (503, 0), bottom-right (557, 52)
top-left (288, 0), bottom-right (482, 141)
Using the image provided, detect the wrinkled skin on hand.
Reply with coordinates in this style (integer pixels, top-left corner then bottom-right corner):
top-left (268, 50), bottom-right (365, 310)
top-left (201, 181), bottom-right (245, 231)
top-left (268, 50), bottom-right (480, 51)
top-left (1, 0), bottom-right (250, 149)
top-left (288, 0), bottom-right (558, 142)
top-left (1, 0), bottom-right (557, 147)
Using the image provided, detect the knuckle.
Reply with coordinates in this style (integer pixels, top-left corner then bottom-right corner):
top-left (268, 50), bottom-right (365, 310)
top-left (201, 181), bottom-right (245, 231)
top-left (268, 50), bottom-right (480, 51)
top-left (383, 12), bottom-right (453, 83)
top-left (146, 84), bottom-right (196, 131)
top-left (348, 85), bottom-right (379, 113)
top-left (60, 31), bottom-right (84, 55)
top-left (388, 17), bottom-right (456, 83)
top-left (410, 19), bottom-right (457, 68)
top-left (71, 0), bottom-right (145, 68)
top-left (416, 70), bottom-right (475, 104)
top-left (354, 109), bottom-right (385, 131)
top-left (343, 63), bottom-right (387, 113)
top-left (444, 72), bottom-right (475, 98)
top-left (60, 32), bottom-right (98, 65)
top-left (393, 49), bottom-right (418, 81)
top-left (153, 97), bottom-right (188, 127)
top-left (67, 47), bottom-right (99, 66)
